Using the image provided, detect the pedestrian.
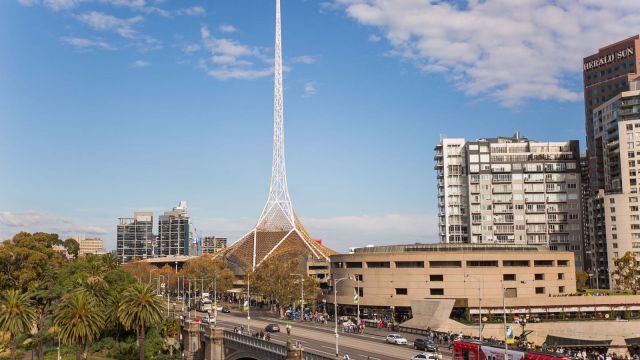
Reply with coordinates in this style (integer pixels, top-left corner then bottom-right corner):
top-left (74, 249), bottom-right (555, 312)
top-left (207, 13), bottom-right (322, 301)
top-left (260, 330), bottom-right (264, 340)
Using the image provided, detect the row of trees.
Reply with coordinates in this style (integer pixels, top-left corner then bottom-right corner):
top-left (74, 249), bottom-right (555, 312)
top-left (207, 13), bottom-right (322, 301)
top-left (0, 232), bottom-right (325, 360)
top-left (0, 232), bottom-right (167, 360)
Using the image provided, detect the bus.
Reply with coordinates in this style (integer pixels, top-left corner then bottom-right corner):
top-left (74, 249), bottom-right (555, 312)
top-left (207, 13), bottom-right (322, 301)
top-left (453, 340), bottom-right (570, 360)
top-left (196, 296), bottom-right (212, 312)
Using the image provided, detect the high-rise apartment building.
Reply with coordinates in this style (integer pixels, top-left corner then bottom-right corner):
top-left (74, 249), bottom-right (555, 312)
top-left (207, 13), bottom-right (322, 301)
top-left (583, 36), bottom-right (640, 288)
top-left (584, 36), bottom-right (639, 190)
top-left (201, 236), bottom-right (227, 254)
top-left (435, 134), bottom-right (584, 270)
top-left (117, 212), bottom-right (154, 264)
top-left (158, 201), bottom-right (192, 257)
top-left (587, 78), bottom-right (640, 288)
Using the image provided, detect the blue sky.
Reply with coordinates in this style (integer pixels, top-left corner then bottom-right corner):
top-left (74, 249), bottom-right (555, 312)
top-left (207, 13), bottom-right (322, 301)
top-left (0, 0), bottom-right (638, 252)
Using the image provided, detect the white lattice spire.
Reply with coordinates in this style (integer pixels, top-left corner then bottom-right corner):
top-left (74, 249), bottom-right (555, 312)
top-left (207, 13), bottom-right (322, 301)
top-left (256, 0), bottom-right (295, 231)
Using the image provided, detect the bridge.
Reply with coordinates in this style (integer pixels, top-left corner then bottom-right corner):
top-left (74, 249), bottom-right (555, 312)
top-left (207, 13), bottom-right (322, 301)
top-left (181, 320), bottom-right (335, 360)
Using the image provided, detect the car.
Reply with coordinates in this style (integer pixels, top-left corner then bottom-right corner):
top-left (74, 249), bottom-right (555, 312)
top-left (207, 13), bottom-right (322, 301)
top-left (410, 353), bottom-right (439, 360)
top-left (414, 338), bottom-right (438, 352)
top-left (221, 307), bottom-right (231, 313)
top-left (265, 324), bottom-right (280, 332)
top-left (386, 334), bottom-right (408, 345)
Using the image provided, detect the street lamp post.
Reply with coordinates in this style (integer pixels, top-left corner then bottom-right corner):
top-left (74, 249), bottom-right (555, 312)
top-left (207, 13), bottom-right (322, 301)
top-left (333, 276), bottom-right (354, 358)
top-left (149, 268), bottom-right (158, 284)
top-left (465, 275), bottom-right (483, 341)
top-left (247, 273), bottom-right (251, 334)
top-left (501, 280), bottom-right (508, 360)
top-left (212, 276), bottom-right (217, 326)
top-left (290, 274), bottom-right (304, 321)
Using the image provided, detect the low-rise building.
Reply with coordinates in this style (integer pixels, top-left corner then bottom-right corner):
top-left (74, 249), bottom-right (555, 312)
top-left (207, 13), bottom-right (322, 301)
top-left (77, 237), bottom-right (107, 257)
top-left (325, 244), bottom-right (639, 324)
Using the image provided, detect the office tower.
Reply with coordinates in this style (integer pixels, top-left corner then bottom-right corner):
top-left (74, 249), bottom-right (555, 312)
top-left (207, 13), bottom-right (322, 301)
top-left (435, 134), bottom-right (584, 270)
top-left (77, 238), bottom-right (106, 257)
top-left (202, 236), bottom-right (227, 254)
top-left (158, 201), bottom-right (192, 257)
top-left (584, 36), bottom-right (640, 288)
top-left (117, 212), bottom-right (154, 264)
top-left (580, 153), bottom-right (593, 274)
top-left (587, 78), bottom-right (640, 288)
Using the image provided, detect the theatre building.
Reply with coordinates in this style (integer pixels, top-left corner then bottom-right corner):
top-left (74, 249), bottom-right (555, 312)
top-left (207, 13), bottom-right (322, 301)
top-left (325, 244), bottom-right (640, 337)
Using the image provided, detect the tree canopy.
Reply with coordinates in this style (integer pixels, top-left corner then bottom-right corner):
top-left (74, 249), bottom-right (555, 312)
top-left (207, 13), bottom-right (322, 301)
top-left (612, 252), bottom-right (640, 291)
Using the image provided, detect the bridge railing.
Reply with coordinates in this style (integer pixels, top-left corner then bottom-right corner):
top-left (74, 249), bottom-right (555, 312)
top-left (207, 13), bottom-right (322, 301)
top-left (302, 352), bottom-right (335, 360)
top-left (223, 330), bottom-right (288, 355)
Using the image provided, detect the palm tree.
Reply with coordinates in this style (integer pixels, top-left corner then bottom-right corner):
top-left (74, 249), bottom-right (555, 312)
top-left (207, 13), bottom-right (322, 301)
top-left (53, 292), bottom-right (105, 360)
top-left (118, 282), bottom-right (164, 360)
top-left (0, 289), bottom-right (36, 360)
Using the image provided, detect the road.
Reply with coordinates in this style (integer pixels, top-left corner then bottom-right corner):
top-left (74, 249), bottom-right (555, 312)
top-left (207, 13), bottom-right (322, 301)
top-left (208, 312), bottom-right (453, 360)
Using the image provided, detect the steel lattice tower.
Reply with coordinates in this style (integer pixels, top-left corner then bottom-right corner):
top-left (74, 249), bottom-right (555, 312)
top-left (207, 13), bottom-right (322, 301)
top-left (222, 0), bottom-right (335, 271)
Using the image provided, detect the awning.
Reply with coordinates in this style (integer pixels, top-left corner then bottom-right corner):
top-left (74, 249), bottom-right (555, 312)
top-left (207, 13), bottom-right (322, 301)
top-left (625, 338), bottom-right (640, 347)
top-left (544, 335), bottom-right (612, 348)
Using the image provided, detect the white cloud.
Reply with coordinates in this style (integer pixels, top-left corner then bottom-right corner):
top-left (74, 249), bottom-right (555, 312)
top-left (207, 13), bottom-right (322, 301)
top-left (129, 59), bottom-right (150, 68)
top-left (291, 55), bottom-right (319, 64)
top-left (331, 0), bottom-right (640, 106)
top-left (199, 25), bottom-right (272, 81)
top-left (208, 68), bottom-right (272, 80)
top-left (178, 6), bottom-right (206, 16)
top-left (43, 0), bottom-right (82, 11)
top-left (18, 0), bottom-right (39, 6)
top-left (61, 36), bottom-right (116, 50)
top-left (196, 213), bottom-right (437, 253)
top-left (305, 213), bottom-right (438, 252)
top-left (0, 211), bottom-right (43, 227)
top-left (183, 43), bottom-right (200, 54)
top-left (368, 34), bottom-right (381, 42)
top-left (76, 11), bottom-right (143, 39)
top-left (303, 81), bottom-right (317, 97)
top-left (102, 0), bottom-right (145, 7)
top-left (0, 211), bottom-right (109, 243)
top-left (218, 24), bottom-right (236, 33)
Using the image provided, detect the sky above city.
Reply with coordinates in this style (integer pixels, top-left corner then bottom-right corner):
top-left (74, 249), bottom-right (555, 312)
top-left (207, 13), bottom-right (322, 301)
top-left (1, 0), bottom-right (639, 252)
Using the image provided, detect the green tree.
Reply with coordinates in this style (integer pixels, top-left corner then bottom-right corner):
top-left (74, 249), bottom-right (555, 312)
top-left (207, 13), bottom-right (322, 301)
top-left (576, 271), bottom-right (590, 291)
top-left (0, 289), bottom-right (36, 360)
top-left (0, 232), bottom-right (67, 360)
top-left (63, 238), bottom-right (80, 259)
top-left (251, 256), bottom-right (320, 318)
top-left (180, 255), bottom-right (235, 294)
top-left (611, 252), bottom-right (640, 292)
top-left (53, 292), bottom-right (105, 360)
top-left (118, 283), bottom-right (165, 360)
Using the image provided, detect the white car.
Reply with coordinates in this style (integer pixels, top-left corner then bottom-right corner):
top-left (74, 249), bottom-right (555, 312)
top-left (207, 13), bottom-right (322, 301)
top-left (386, 334), bottom-right (408, 345)
top-left (410, 353), bottom-right (439, 360)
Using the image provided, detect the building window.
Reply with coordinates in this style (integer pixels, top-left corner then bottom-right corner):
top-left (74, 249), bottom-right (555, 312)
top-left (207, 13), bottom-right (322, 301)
top-left (505, 288), bottom-right (517, 298)
top-left (430, 288), bottom-right (444, 296)
top-left (535, 287), bottom-right (545, 294)
top-left (503, 274), bottom-right (516, 281)
top-left (534, 260), bottom-right (554, 267)
top-left (613, 243), bottom-right (618, 249)
top-left (429, 261), bottom-right (462, 268)
top-left (559, 286), bottom-right (565, 294)
top-left (503, 260), bottom-right (530, 267)
top-left (395, 261), bottom-right (424, 268)
top-left (366, 262), bottom-right (390, 268)
top-left (610, 198), bottom-right (616, 204)
top-left (466, 260), bottom-right (499, 267)
top-left (395, 288), bottom-right (408, 295)
top-left (355, 287), bottom-right (363, 297)
top-left (558, 273), bottom-right (564, 280)
top-left (535, 274), bottom-right (545, 281)
top-left (557, 260), bottom-right (569, 267)
top-left (346, 262), bottom-right (363, 268)
top-left (354, 274), bottom-right (363, 281)
top-left (332, 262), bottom-right (344, 268)
top-left (429, 274), bottom-right (444, 282)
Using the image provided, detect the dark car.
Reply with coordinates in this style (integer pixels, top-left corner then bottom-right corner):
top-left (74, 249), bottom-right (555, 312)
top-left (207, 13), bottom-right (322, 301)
top-left (221, 307), bottom-right (231, 313)
top-left (414, 338), bottom-right (437, 352)
top-left (265, 324), bottom-right (280, 333)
